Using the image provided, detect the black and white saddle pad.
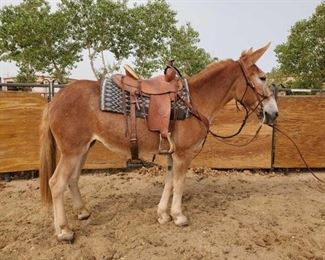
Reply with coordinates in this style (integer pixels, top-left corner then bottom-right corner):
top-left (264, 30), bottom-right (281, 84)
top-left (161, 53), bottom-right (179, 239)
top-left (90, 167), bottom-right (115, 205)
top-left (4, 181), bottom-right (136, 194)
top-left (100, 77), bottom-right (191, 120)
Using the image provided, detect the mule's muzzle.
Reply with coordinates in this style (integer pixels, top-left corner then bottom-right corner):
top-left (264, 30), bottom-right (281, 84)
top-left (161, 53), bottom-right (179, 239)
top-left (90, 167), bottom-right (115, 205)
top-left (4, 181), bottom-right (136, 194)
top-left (262, 97), bottom-right (278, 125)
top-left (264, 110), bottom-right (278, 125)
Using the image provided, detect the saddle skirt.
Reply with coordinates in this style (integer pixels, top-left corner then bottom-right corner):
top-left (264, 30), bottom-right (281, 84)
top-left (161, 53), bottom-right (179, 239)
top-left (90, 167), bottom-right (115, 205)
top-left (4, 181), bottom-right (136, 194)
top-left (100, 76), bottom-right (190, 120)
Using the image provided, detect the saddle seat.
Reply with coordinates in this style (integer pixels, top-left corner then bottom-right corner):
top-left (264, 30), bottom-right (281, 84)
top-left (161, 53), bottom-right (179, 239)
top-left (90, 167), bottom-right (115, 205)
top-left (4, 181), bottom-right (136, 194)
top-left (119, 64), bottom-right (182, 95)
top-left (113, 73), bottom-right (181, 93)
top-left (112, 64), bottom-right (183, 155)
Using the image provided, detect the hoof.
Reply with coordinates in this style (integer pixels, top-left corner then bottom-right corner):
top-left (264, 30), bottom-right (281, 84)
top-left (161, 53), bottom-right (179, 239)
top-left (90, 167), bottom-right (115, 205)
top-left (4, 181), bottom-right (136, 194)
top-left (158, 214), bottom-right (172, 224)
top-left (78, 209), bottom-right (91, 220)
top-left (173, 215), bottom-right (189, 226)
top-left (57, 229), bottom-right (74, 242)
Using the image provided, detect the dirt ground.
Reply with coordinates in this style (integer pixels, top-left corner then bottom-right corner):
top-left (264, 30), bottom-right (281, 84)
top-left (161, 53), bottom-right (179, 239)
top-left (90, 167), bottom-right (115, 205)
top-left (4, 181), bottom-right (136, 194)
top-left (1, 167), bottom-right (325, 260)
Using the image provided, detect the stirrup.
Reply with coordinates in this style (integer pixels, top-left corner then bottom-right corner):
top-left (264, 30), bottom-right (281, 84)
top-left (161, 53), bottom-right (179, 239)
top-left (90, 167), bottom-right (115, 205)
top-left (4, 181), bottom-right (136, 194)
top-left (158, 133), bottom-right (175, 154)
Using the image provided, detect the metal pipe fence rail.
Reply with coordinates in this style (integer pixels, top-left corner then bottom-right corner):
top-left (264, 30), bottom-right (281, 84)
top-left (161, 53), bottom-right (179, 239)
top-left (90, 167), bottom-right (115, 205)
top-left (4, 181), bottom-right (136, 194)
top-left (1, 81), bottom-right (324, 98)
top-left (0, 81), bottom-right (65, 101)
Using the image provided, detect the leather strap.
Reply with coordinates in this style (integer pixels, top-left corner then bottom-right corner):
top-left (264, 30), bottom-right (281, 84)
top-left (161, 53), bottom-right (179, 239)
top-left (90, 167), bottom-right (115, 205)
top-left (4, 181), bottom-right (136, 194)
top-left (129, 93), bottom-right (139, 160)
top-left (121, 76), bottom-right (141, 163)
top-left (121, 76), bottom-right (128, 137)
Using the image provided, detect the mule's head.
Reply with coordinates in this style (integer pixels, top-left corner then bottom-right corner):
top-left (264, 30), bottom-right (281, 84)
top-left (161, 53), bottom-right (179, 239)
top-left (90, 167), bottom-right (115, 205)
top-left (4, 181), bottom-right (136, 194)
top-left (234, 43), bottom-right (278, 125)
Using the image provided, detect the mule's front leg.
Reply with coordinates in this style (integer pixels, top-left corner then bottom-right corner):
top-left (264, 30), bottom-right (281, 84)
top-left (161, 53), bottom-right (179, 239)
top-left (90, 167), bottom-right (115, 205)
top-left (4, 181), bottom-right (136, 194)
top-left (170, 155), bottom-right (191, 226)
top-left (157, 155), bottom-right (173, 224)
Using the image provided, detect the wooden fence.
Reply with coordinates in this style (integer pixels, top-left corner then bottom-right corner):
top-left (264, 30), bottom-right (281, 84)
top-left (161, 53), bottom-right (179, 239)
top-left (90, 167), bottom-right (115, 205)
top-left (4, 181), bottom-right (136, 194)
top-left (0, 91), bottom-right (324, 173)
top-left (274, 96), bottom-right (325, 168)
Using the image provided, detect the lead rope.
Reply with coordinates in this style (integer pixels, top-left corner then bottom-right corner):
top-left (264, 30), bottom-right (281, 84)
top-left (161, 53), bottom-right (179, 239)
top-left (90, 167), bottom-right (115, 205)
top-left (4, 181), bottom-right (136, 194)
top-left (272, 125), bottom-right (325, 183)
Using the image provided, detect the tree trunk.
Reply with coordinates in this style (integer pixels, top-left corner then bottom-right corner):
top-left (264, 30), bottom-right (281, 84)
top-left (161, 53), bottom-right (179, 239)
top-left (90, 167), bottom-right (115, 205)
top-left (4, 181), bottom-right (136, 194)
top-left (88, 48), bottom-right (99, 80)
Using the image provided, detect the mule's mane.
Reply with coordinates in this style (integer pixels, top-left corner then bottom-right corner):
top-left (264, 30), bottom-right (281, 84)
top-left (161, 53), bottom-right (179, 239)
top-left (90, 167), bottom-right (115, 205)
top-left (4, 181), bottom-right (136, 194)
top-left (188, 59), bottom-right (234, 88)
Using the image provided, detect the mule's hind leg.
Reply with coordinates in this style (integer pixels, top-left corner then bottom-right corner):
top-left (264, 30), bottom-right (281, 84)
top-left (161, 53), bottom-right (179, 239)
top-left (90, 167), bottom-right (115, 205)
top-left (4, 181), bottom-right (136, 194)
top-left (170, 153), bottom-right (192, 226)
top-left (157, 154), bottom-right (173, 224)
top-left (68, 153), bottom-right (91, 220)
top-left (49, 154), bottom-right (84, 241)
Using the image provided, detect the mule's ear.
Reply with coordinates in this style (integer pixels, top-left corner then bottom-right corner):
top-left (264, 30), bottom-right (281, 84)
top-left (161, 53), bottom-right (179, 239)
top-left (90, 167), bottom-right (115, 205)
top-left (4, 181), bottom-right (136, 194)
top-left (240, 47), bottom-right (254, 58)
top-left (248, 42), bottom-right (271, 65)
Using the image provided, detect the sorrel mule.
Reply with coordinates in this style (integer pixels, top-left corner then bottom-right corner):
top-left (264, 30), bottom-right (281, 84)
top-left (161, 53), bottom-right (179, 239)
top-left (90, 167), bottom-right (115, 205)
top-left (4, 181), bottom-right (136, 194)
top-left (40, 44), bottom-right (278, 241)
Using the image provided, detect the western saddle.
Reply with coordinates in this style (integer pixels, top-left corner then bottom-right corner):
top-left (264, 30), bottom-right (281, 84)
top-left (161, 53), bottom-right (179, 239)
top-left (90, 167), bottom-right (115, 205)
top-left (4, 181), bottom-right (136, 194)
top-left (112, 62), bottom-right (184, 167)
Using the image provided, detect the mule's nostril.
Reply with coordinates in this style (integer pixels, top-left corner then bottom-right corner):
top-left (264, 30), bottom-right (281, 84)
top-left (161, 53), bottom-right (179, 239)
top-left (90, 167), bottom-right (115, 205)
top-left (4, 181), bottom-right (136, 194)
top-left (275, 112), bottom-right (278, 118)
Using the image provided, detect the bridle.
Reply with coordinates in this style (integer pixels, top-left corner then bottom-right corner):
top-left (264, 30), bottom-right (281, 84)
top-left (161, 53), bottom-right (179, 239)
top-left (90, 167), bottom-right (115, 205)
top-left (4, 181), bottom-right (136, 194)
top-left (207, 60), bottom-right (272, 141)
top-left (236, 59), bottom-right (273, 120)
top-left (237, 59), bottom-right (271, 105)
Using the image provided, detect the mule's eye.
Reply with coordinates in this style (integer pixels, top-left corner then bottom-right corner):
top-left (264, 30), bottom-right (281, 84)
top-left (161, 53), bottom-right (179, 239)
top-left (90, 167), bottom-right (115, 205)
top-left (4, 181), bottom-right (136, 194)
top-left (259, 76), bottom-right (266, 81)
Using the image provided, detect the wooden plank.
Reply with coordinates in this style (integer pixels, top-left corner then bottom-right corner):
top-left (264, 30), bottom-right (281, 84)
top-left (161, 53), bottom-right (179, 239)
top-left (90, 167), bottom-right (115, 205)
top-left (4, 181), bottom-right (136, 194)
top-left (273, 96), bottom-right (325, 168)
top-left (0, 92), bottom-right (47, 172)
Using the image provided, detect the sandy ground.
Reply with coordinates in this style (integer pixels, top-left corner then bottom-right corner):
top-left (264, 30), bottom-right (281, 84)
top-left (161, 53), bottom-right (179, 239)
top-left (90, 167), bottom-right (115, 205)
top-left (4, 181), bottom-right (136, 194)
top-left (0, 167), bottom-right (325, 260)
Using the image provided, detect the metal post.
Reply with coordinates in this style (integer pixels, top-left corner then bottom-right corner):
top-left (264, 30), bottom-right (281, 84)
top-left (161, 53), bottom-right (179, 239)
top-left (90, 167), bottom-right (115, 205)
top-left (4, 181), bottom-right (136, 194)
top-left (52, 79), bottom-right (59, 99)
top-left (42, 79), bottom-right (51, 101)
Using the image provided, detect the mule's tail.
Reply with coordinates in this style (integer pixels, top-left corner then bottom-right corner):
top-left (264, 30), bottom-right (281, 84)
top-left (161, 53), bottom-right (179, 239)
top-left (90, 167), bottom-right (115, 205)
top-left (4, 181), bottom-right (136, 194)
top-left (39, 104), bottom-right (56, 206)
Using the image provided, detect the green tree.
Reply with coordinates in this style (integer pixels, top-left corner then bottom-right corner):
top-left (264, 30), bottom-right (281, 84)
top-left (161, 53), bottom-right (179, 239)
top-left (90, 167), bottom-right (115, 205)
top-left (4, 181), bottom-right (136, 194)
top-left (129, 0), bottom-right (177, 77)
top-left (60, 0), bottom-right (179, 79)
top-left (162, 23), bottom-right (213, 76)
top-left (0, 0), bottom-right (82, 82)
top-left (0, 0), bottom-right (212, 81)
top-left (267, 67), bottom-right (288, 86)
top-left (59, 0), bottom-right (131, 80)
top-left (15, 66), bottom-right (37, 83)
top-left (273, 3), bottom-right (325, 89)
top-left (59, 0), bottom-right (211, 79)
